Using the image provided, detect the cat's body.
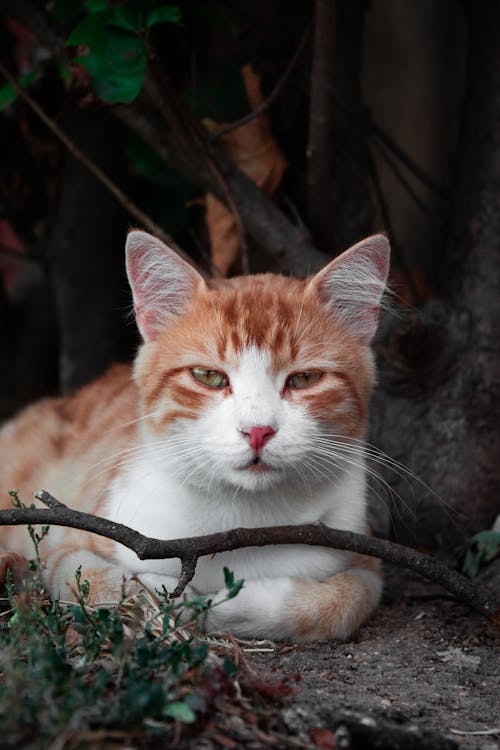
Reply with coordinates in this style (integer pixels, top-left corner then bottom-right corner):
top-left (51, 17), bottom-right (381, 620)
top-left (0, 230), bottom-right (389, 640)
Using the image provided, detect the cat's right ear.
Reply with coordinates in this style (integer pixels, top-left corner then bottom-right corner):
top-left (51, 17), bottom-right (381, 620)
top-left (307, 234), bottom-right (390, 344)
top-left (125, 230), bottom-right (205, 341)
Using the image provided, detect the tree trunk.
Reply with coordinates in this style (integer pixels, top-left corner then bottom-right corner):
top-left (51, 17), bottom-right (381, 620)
top-left (370, 1), bottom-right (500, 548)
top-left (307, 0), bottom-right (373, 254)
top-left (47, 108), bottom-right (137, 393)
top-left (307, 0), bottom-right (336, 245)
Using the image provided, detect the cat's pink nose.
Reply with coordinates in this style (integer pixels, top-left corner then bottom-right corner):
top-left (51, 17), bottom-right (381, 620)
top-left (242, 425), bottom-right (276, 453)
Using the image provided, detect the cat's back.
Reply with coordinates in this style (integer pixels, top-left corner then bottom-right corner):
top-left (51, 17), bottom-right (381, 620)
top-left (0, 363), bottom-right (137, 513)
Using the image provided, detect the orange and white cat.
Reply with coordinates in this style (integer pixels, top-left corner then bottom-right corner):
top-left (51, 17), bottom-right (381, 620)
top-left (0, 230), bottom-right (389, 641)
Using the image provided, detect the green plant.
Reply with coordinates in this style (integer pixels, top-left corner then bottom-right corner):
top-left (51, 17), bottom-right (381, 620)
top-left (462, 529), bottom-right (500, 577)
top-left (0, 517), bottom-right (248, 749)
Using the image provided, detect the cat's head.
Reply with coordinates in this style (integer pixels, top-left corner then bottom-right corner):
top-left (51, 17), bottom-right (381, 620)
top-left (126, 230), bottom-right (389, 493)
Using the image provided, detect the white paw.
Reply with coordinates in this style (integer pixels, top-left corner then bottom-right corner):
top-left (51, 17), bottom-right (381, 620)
top-left (203, 578), bottom-right (294, 639)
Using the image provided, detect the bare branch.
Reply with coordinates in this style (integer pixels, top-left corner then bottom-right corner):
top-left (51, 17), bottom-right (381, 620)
top-left (367, 151), bottom-right (422, 305)
top-left (141, 54), bottom-right (250, 275)
top-left (0, 243), bottom-right (37, 264)
top-left (307, 0), bottom-right (336, 243)
top-left (371, 134), bottom-right (444, 227)
top-left (370, 119), bottom-right (449, 199)
top-left (0, 61), bottom-right (190, 262)
top-left (208, 22), bottom-right (313, 141)
top-left (0, 0), bottom-right (327, 275)
top-left (0, 490), bottom-right (496, 620)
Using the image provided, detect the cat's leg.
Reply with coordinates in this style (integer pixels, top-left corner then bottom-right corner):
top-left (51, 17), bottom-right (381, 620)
top-left (205, 556), bottom-right (382, 641)
top-left (44, 547), bottom-right (197, 607)
top-left (43, 546), bottom-right (133, 605)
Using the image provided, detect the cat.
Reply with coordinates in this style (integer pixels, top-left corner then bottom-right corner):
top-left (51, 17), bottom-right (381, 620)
top-left (0, 229), bottom-right (390, 641)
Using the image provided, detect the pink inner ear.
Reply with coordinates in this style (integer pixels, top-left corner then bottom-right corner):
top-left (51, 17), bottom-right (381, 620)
top-left (310, 234), bottom-right (390, 344)
top-left (135, 307), bottom-right (159, 341)
top-left (125, 230), bottom-right (206, 342)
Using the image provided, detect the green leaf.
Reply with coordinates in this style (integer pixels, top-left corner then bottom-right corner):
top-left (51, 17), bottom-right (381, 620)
top-left (189, 62), bottom-right (246, 121)
top-left (223, 567), bottom-right (234, 589)
top-left (163, 700), bottom-right (196, 723)
top-left (0, 83), bottom-right (17, 111)
top-left (85, 0), bottom-right (108, 12)
top-left (57, 62), bottom-right (73, 85)
top-left (227, 579), bottom-right (244, 599)
top-left (463, 530), bottom-right (500, 577)
top-left (67, 10), bottom-right (110, 47)
top-left (75, 28), bottom-right (146, 103)
top-left (223, 657), bottom-right (237, 676)
top-left (51, 0), bottom-right (84, 22)
top-left (223, 566), bottom-right (243, 599)
top-left (109, 5), bottom-right (142, 32)
top-left (146, 5), bottom-right (181, 28)
top-left (0, 71), bottom-right (37, 111)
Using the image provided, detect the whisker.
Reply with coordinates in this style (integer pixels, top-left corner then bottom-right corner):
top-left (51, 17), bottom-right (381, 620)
top-left (314, 433), bottom-right (441, 501)
top-left (105, 409), bottom-right (160, 435)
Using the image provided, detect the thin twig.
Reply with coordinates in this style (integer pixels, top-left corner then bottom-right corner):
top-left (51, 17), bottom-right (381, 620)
top-left (307, 0), bottom-right (336, 243)
top-left (367, 150), bottom-right (421, 306)
top-left (372, 135), bottom-right (444, 226)
top-left (0, 490), bottom-right (496, 620)
top-left (0, 61), bottom-right (189, 262)
top-left (1, 0), bottom-right (328, 276)
top-left (209, 21), bottom-right (313, 140)
top-left (143, 52), bottom-right (250, 274)
top-left (370, 119), bottom-right (449, 199)
top-left (0, 244), bottom-right (37, 264)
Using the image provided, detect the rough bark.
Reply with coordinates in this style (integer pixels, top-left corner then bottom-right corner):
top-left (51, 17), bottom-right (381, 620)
top-left (305, 0), bottom-right (374, 253)
top-left (47, 108), bottom-right (137, 393)
top-left (328, 0), bottom-right (373, 252)
top-left (370, 2), bottom-right (500, 548)
top-left (116, 88), bottom-right (328, 275)
top-left (0, 267), bottom-right (59, 421)
top-left (307, 0), bottom-right (336, 244)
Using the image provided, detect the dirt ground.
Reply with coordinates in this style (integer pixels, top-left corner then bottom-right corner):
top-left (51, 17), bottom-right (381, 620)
top-left (244, 561), bottom-right (500, 750)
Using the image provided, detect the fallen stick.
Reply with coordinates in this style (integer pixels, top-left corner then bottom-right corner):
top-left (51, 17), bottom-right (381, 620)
top-left (0, 490), bottom-right (497, 620)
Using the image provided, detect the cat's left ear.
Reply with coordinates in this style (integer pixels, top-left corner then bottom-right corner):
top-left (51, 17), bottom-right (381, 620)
top-left (126, 230), bottom-right (206, 341)
top-left (308, 234), bottom-right (390, 344)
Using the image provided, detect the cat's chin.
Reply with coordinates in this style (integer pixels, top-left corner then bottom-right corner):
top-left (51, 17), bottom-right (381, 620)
top-left (224, 462), bottom-right (285, 492)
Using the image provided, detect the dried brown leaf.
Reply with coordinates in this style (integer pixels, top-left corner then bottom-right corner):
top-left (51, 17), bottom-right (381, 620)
top-left (205, 64), bottom-right (287, 275)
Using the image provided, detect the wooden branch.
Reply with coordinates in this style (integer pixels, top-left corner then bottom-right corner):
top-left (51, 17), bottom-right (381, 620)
top-left (142, 52), bottom-right (250, 274)
top-left (367, 150), bottom-right (422, 305)
top-left (307, 0), bottom-right (336, 243)
top-left (209, 21), bottom-right (313, 140)
top-left (371, 134), bottom-right (444, 226)
top-left (0, 61), bottom-right (190, 262)
top-left (0, 0), bottom-right (328, 276)
top-left (0, 243), bottom-right (37, 264)
top-left (0, 491), bottom-right (497, 620)
top-left (370, 119), bottom-right (449, 199)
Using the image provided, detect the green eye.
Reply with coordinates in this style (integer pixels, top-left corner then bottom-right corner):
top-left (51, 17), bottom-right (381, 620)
top-left (286, 372), bottom-right (323, 389)
top-left (191, 367), bottom-right (228, 389)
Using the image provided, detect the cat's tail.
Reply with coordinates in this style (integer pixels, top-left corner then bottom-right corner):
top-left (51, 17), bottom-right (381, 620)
top-left (205, 555), bottom-right (382, 641)
top-left (284, 555), bottom-right (382, 641)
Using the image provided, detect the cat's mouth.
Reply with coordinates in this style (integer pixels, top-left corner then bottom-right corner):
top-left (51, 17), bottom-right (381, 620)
top-left (240, 455), bottom-right (275, 473)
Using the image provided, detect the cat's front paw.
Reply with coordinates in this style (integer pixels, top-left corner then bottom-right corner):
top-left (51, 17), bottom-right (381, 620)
top-left (204, 578), bottom-right (294, 640)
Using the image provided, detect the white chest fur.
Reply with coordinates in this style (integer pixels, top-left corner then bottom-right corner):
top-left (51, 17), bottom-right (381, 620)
top-left (106, 454), bottom-right (367, 595)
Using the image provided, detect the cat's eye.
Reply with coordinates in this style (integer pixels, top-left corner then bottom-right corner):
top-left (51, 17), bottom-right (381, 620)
top-left (286, 371), bottom-right (323, 389)
top-left (191, 367), bottom-right (229, 389)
